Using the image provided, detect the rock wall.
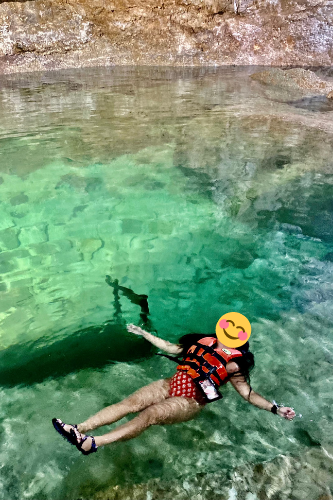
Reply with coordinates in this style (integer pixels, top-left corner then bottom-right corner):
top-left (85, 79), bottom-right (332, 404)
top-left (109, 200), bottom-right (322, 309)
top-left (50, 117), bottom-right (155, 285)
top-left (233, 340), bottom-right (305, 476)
top-left (0, 0), bottom-right (332, 73)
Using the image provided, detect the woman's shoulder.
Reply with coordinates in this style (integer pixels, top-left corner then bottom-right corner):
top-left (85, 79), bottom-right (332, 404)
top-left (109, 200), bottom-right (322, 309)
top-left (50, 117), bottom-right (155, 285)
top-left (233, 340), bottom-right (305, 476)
top-left (178, 333), bottom-right (216, 352)
top-left (197, 336), bottom-right (216, 346)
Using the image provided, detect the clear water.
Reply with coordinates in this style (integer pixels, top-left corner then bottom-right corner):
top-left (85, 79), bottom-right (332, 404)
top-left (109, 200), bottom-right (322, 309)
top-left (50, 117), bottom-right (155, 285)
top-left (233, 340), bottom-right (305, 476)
top-left (0, 66), bottom-right (333, 500)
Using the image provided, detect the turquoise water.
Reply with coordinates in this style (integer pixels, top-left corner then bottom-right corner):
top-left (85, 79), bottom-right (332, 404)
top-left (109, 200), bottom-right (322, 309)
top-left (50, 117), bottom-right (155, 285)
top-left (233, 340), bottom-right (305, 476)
top-left (0, 67), bottom-right (333, 500)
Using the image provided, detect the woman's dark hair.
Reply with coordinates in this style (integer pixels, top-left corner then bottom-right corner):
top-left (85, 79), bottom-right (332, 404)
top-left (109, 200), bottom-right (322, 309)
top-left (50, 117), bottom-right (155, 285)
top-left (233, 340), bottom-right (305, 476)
top-left (178, 333), bottom-right (255, 383)
top-left (233, 341), bottom-right (255, 383)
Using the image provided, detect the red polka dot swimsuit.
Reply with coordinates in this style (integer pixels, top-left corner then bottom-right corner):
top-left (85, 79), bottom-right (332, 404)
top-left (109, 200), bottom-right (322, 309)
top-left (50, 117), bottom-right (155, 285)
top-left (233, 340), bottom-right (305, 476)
top-left (169, 371), bottom-right (207, 405)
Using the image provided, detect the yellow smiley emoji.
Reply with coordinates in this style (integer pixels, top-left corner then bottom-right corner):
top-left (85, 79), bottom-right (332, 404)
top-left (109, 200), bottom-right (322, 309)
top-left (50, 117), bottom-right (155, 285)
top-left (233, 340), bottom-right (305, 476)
top-left (216, 312), bottom-right (251, 348)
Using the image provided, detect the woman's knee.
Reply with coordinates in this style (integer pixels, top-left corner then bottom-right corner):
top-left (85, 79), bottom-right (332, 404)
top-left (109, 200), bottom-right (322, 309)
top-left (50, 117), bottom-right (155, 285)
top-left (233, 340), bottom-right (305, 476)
top-left (126, 379), bottom-right (170, 412)
top-left (123, 394), bottom-right (153, 414)
top-left (137, 398), bottom-right (198, 427)
top-left (119, 398), bottom-right (142, 414)
top-left (136, 405), bottom-right (165, 427)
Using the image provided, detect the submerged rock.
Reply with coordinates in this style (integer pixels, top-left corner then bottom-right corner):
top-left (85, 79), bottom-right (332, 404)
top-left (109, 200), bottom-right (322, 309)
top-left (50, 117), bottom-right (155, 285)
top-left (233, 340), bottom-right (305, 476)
top-left (90, 447), bottom-right (333, 500)
top-left (286, 95), bottom-right (333, 113)
top-left (251, 68), bottom-right (333, 95)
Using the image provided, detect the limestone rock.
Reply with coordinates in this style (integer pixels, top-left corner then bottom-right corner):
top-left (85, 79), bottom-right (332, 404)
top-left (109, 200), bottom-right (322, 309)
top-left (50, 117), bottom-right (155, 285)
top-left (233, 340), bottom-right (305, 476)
top-left (0, 1), bottom-right (93, 57)
top-left (0, 0), bottom-right (332, 73)
top-left (251, 68), bottom-right (333, 95)
top-left (91, 446), bottom-right (333, 500)
top-left (19, 225), bottom-right (48, 246)
top-left (0, 228), bottom-right (20, 251)
top-left (76, 238), bottom-right (103, 260)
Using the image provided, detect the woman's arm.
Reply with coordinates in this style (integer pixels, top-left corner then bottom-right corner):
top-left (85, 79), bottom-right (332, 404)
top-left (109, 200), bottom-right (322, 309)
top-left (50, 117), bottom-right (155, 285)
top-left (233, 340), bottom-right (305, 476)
top-left (127, 324), bottom-right (183, 355)
top-left (229, 371), bottom-right (296, 420)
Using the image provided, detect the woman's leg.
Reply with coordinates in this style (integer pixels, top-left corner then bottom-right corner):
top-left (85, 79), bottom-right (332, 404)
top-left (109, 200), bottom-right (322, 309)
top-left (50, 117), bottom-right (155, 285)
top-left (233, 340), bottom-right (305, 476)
top-left (82, 396), bottom-right (203, 451)
top-left (78, 378), bottom-right (171, 433)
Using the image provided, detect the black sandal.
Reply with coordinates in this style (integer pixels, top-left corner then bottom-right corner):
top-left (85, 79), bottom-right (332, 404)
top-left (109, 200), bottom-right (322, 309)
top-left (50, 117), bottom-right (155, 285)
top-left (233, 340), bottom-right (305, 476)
top-left (71, 430), bottom-right (98, 456)
top-left (52, 418), bottom-right (78, 446)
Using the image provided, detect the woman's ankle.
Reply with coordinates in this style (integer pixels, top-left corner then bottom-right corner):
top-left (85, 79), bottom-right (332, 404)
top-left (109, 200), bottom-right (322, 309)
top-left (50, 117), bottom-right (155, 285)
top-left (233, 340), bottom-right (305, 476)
top-left (77, 423), bottom-right (86, 433)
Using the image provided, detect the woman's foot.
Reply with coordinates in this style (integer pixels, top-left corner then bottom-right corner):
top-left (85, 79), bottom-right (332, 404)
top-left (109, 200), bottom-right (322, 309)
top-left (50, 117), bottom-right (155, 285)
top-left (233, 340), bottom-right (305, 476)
top-left (70, 430), bottom-right (98, 455)
top-left (52, 418), bottom-right (78, 445)
top-left (52, 418), bottom-right (98, 455)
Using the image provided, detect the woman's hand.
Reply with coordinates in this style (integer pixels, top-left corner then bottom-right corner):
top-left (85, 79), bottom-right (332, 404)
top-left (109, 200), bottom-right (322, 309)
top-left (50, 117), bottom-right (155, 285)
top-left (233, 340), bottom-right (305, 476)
top-left (127, 324), bottom-right (146, 337)
top-left (277, 407), bottom-right (296, 420)
top-left (127, 324), bottom-right (182, 355)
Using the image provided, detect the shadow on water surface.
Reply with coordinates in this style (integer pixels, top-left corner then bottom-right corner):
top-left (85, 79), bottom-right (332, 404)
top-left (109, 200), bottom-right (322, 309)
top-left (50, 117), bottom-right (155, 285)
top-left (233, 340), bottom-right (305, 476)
top-left (0, 278), bottom-right (155, 388)
top-left (0, 322), bottom-right (154, 388)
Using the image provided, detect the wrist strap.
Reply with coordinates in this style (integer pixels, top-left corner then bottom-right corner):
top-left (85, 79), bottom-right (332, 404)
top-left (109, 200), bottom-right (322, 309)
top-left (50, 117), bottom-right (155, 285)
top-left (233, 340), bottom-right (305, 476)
top-left (271, 404), bottom-right (278, 414)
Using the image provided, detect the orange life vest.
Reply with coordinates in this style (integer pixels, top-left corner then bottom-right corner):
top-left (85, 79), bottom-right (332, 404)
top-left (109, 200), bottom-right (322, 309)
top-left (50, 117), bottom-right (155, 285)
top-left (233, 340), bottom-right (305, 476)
top-left (177, 336), bottom-right (243, 388)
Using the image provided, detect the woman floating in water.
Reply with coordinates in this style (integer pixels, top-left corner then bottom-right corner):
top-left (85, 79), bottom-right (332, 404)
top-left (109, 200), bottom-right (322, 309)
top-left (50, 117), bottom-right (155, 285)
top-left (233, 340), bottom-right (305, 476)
top-left (52, 279), bottom-right (296, 455)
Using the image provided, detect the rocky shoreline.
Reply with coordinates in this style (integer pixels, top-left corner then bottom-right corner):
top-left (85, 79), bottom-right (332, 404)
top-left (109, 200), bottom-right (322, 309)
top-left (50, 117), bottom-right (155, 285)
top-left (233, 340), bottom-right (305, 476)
top-left (1, 0), bottom-right (333, 74)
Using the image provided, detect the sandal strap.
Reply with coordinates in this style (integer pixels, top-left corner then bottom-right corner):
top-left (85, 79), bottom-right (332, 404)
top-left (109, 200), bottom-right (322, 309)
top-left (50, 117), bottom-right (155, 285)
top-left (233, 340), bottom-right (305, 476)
top-left (74, 433), bottom-right (98, 455)
top-left (91, 436), bottom-right (98, 452)
top-left (70, 426), bottom-right (83, 444)
top-left (52, 419), bottom-right (78, 446)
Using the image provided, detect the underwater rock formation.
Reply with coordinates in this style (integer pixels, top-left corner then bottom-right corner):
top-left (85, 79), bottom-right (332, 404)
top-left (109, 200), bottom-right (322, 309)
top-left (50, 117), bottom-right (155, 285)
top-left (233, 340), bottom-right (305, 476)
top-left (0, 0), bottom-right (333, 73)
top-left (251, 68), bottom-right (333, 96)
top-left (90, 446), bottom-right (333, 500)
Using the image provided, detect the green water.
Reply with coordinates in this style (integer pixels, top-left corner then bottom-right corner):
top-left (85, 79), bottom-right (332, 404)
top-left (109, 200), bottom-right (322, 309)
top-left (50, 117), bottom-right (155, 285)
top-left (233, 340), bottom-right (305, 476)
top-left (0, 67), bottom-right (333, 500)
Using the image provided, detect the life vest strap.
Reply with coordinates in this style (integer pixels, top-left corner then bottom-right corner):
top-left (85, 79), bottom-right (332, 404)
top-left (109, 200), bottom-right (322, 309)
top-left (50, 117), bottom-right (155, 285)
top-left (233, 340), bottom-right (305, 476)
top-left (191, 342), bottom-right (229, 367)
top-left (178, 360), bottom-right (223, 386)
top-left (177, 339), bottom-right (243, 388)
top-left (181, 342), bottom-right (227, 384)
top-left (183, 356), bottom-right (224, 384)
